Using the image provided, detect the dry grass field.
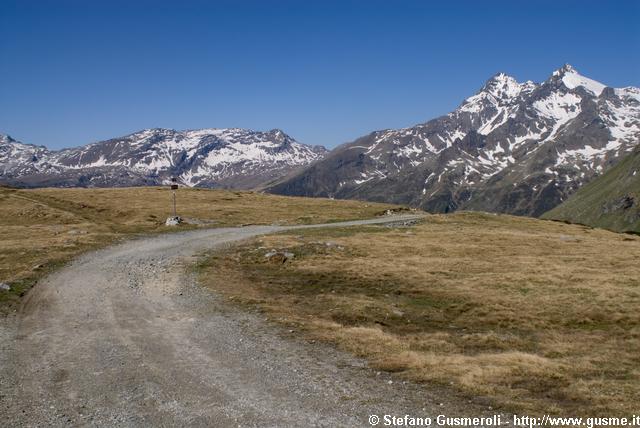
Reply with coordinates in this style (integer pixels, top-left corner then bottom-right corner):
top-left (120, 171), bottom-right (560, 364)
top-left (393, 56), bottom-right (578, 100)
top-left (198, 212), bottom-right (640, 415)
top-left (0, 186), bottom-right (398, 314)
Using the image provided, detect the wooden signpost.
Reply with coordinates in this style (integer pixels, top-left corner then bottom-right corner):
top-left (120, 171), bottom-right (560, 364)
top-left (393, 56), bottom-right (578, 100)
top-left (170, 177), bottom-right (178, 218)
top-left (165, 177), bottom-right (181, 226)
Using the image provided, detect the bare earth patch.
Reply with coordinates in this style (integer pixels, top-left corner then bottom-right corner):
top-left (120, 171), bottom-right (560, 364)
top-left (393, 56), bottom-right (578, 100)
top-left (197, 212), bottom-right (640, 416)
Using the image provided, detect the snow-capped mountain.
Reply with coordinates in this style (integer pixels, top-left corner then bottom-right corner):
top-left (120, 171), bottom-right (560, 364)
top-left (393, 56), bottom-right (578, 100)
top-left (268, 65), bottom-right (640, 216)
top-left (0, 128), bottom-right (327, 188)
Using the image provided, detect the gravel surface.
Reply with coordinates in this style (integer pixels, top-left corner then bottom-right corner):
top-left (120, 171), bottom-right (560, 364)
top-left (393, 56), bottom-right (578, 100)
top-left (0, 215), bottom-right (479, 427)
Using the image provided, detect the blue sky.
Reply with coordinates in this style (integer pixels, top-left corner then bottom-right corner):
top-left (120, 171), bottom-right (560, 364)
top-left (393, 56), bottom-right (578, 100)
top-left (1, 0), bottom-right (639, 150)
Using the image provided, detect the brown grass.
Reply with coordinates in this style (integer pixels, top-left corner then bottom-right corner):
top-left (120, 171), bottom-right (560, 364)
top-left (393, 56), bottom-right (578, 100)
top-left (0, 186), bottom-right (398, 314)
top-left (197, 212), bottom-right (640, 415)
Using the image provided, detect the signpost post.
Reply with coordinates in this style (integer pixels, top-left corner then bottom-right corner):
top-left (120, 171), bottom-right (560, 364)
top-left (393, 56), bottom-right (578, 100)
top-left (171, 177), bottom-right (178, 218)
top-left (166, 177), bottom-right (181, 226)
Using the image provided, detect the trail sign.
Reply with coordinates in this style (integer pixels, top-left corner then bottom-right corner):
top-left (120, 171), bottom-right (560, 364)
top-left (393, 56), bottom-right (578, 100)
top-left (170, 177), bottom-right (178, 217)
top-left (165, 177), bottom-right (182, 225)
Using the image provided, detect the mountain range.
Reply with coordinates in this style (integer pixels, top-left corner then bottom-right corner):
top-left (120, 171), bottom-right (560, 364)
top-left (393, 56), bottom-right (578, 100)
top-left (2, 65), bottom-right (639, 218)
top-left (268, 65), bottom-right (640, 216)
top-left (0, 129), bottom-right (326, 188)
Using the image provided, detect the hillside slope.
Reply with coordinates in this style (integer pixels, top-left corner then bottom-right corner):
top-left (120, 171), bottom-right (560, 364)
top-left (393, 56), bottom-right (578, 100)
top-left (542, 147), bottom-right (640, 232)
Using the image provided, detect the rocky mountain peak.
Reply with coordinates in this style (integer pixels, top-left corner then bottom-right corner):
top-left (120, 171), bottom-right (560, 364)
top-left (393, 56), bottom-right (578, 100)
top-left (547, 64), bottom-right (607, 96)
top-left (480, 72), bottom-right (523, 99)
top-left (265, 128), bottom-right (290, 143)
top-left (0, 134), bottom-right (16, 145)
top-left (552, 63), bottom-right (578, 77)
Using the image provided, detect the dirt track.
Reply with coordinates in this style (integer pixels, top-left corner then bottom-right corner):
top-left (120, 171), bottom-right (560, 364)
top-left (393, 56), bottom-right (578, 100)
top-left (0, 215), bottom-right (469, 427)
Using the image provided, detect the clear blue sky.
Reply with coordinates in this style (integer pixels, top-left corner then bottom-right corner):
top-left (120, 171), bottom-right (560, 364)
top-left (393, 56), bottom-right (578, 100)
top-left (1, 0), bottom-right (638, 150)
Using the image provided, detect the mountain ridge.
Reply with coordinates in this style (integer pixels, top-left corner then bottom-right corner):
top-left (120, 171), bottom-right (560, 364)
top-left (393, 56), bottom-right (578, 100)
top-left (3, 64), bottom-right (639, 218)
top-left (0, 128), bottom-right (328, 189)
top-left (267, 65), bottom-right (640, 216)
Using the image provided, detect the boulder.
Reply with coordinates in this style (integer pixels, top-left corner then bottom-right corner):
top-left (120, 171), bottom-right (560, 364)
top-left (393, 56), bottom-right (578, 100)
top-left (165, 216), bottom-right (183, 226)
top-left (264, 250), bottom-right (295, 264)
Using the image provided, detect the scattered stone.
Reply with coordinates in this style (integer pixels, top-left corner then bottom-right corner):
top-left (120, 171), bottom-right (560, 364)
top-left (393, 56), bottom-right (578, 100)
top-left (165, 216), bottom-right (182, 226)
top-left (264, 250), bottom-right (295, 264)
top-left (0, 283), bottom-right (11, 291)
top-left (384, 208), bottom-right (409, 216)
top-left (67, 230), bottom-right (88, 235)
top-left (384, 219), bottom-right (419, 228)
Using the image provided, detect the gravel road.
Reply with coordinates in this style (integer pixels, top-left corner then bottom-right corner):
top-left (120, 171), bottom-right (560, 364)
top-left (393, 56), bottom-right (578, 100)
top-left (0, 215), bottom-right (469, 427)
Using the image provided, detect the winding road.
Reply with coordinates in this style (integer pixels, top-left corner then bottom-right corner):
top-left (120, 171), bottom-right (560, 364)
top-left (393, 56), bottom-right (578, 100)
top-left (0, 215), bottom-right (463, 427)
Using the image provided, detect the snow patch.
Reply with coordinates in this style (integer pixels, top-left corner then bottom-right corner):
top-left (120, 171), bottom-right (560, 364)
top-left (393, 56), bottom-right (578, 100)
top-left (562, 71), bottom-right (606, 96)
top-left (533, 92), bottom-right (581, 121)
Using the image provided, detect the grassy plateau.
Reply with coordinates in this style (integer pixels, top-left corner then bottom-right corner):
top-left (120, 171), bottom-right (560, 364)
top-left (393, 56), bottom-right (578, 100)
top-left (0, 186), bottom-right (398, 314)
top-left (198, 212), bottom-right (640, 416)
top-left (3, 185), bottom-right (638, 416)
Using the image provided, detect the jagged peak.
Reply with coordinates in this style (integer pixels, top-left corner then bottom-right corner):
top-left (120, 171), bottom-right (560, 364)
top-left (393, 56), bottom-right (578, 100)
top-left (481, 71), bottom-right (540, 99)
top-left (109, 128), bottom-right (180, 142)
top-left (552, 63), bottom-right (578, 77)
top-left (482, 72), bottom-right (519, 90)
top-left (0, 134), bottom-right (23, 145)
top-left (139, 127), bottom-right (178, 135)
top-left (0, 134), bottom-right (49, 151)
top-left (461, 71), bottom-right (530, 108)
top-left (266, 128), bottom-right (287, 136)
top-left (547, 64), bottom-right (607, 96)
top-left (490, 71), bottom-right (516, 80)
